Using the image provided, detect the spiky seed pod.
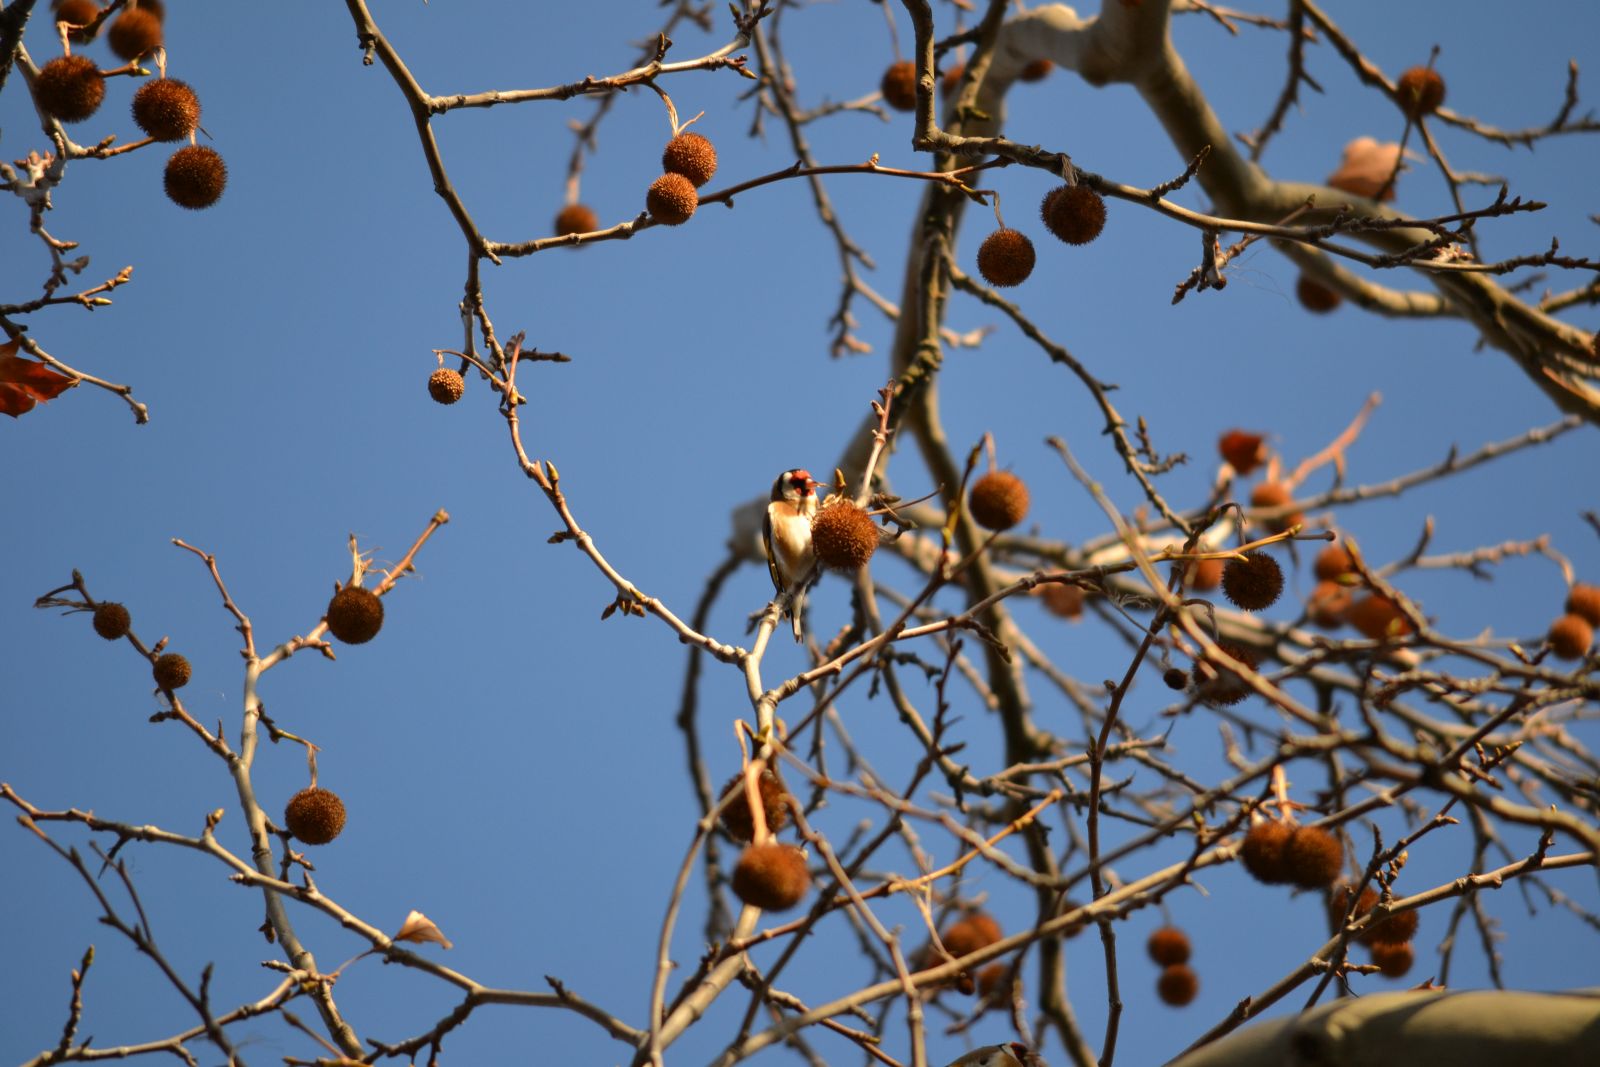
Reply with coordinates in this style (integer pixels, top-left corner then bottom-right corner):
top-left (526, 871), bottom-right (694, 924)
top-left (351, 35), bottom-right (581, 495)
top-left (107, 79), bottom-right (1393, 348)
top-left (811, 500), bottom-right (879, 571)
top-left (977, 228), bottom-right (1035, 287)
top-left (1369, 941), bottom-right (1414, 979)
top-left (1329, 884), bottom-right (1378, 933)
top-left (1565, 583), bottom-right (1600, 628)
top-left (153, 652), bottom-right (190, 690)
top-left (731, 843), bottom-right (810, 911)
top-left (1194, 641), bottom-right (1258, 708)
top-left (662, 132), bottom-right (717, 187)
top-left (1330, 883), bottom-right (1420, 947)
top-left (1040, 184), bottom-right (1107, 245)
top-left (325, 585), bottom-right (384, 644)
top-left (1222, 552), bottom-right (1284, 612)
top-left (1548, 613), bottom-right (1594, 660)
top-left (1396, 66), bottom-right (1445, 118)
top-left (1163, 667), bottom-right (1189, 691)
top-left (284, 787), bottom-right (346, 845)
top-left (428, 368), bottom-right (464, 405)
top-left (1018, 58), bottom-right (1053, 82)
top-left (55, 0), bottom-right (101, 41)
top-left (977, 962), bottom-right (1011, 1000)
top-left (553, 203), bottom-right (598, 237)
top-left (1147, 927), bottom-right (1191, 966)
top-left (716, 770), bottom-right (792, 843)
top-left (969, 471), bottom-right (1030, 531)
top-left (1186, 557), bottom-right (1223, 591)
top-left (880, 60), bottom-right (917, 111)
top-left (92, 602), bottom-right (131, 640)
top-left (164, 146), bottom-right (227, 210)
top-left (1313, 544), bottom-right (1354, 582)
top-left (1036, 583), bottom-right (1084, 620)
top-left (1282, 826), bottom-right (1344, 888)
top-left (137, 0), bottom-right (165, 18)
top-left (107, 7), bottom-right (162, 60)
top-left (131, 78), bottom-right (199, 141)
top-left (1157, 964), bottom-right (1199, 1006)
top-left (645, 172), bottom-right (697, 225)
top-left (1218, 430), bottom-right (1266, 476)
top-left (1348, 594), bottom-right (1412, 641)
top-left (1296, 275), bottom-right (1342, 314)
top-left (1240, 820), bottom-right (1292, 884)
top-left (34, 55), bottom-right (105, 122)
top-left (1249, 481), bottom-right (1303, 533)
top-left (1307, 580), bottom-right (1353, 630)
top-left (942, 913), bottom-right (1002, 958)
top-left (940, 63), bottom-right (965, 95)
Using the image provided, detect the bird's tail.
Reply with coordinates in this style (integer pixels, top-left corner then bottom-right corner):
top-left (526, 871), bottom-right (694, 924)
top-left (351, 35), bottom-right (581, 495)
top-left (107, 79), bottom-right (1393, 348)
top-left (789, 585), bottom-right (807, 642)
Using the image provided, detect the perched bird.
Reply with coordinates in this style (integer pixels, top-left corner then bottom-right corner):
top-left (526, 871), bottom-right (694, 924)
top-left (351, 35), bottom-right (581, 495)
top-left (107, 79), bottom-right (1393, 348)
top-left (764, 468), bottom-right (825, 641)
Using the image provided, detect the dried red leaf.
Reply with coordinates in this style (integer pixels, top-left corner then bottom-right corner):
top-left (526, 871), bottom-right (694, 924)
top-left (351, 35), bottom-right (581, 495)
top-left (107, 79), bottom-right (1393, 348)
top-left (0, 339), bottom-right (75, 417)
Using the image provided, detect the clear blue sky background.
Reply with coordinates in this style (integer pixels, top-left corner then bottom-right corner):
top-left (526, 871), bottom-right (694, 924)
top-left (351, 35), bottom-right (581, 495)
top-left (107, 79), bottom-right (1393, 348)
top-left (3, 2), bottom-right (1598, 1065)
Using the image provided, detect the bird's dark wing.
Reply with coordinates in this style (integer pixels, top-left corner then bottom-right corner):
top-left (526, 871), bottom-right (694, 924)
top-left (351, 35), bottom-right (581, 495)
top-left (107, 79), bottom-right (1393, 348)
top-left (763, 507), bottom-right (783, 593)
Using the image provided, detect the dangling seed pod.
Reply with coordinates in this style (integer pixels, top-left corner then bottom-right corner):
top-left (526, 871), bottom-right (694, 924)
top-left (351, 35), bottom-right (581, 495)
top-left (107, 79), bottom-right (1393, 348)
top-left (1218, 430), bottom-right (1266, 476)
top-left (1240, 820), bottom-right (1292, 884)
top-left (645, 173), bottom-right (697, 225)
top-left (1040, 184), bottom-right (1106, 245)
top-left (810, 500), bottom-right (879, 571)
top-left (131, 78), bottom-right (199, 141)
top-left (92, 602), bottom-right (131, 640)
top-left (1221, 552), bottom-right (1284, 612)
top-left (969, 471), bottom-right (1030, 531)
top-left (164, 146), bottom-right (227, 210)
top-left (428, 368), bottom-right (464, 405)
top-left (34, 55), bottom-right (105, 122)
top-left (1281, 825), bottom-right (1343, 888)
top-left (662, 132), bottom-right (717, 187)
top-left (284, 787), bottom-right (346, 845)
top-left (731, 843), bottom-right (810, 911)
top-left (1147, 927), bottom-right (1191, 966)
top-left (880, 61), bottom-right (917, 111)
top-left (553, 203), bottom-right (598, 237)
top-left (153, 652), bottom-right (191, 690)
top-left (716, 770), bottom-right (792, 843)
top-left (325, 585), bottom-right (384, 644)
top-left (977, 228), bottom-right (1035, 287)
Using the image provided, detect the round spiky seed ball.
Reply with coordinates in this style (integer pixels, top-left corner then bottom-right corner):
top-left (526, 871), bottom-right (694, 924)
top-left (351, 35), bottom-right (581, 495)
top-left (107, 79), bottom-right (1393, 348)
top-left (977, 962), bottom-right (1011, 1000)
top-left (284, 787), bottom-right (346, 845)
top-left (1296, 275), bottom-right (1342, 314)
top-left (717, 770), bottom-right (792, 843)
top-left (1036, 582), bottom-right (1085, 620)
top-left (1313, 544), bottom-right (1354, 582)
top-left (1163, 666), bottom-right (1189, 691)
top-left (164, 145), bottom-right (227, 210)
top-left (554, 203), bottom-right (598, 237)
top-left (731, 843), bottom-right (810, 911)
top-left (1333, 884), bottom-right (1419, 947)
top-left (55, 0), bottom-right (101, 40)
top-left (1157, 964), bottom-right (1199, 1006)
top-left (92, 601), bottom-right (131, 640)
top-left (131, 78), bottom-right (199, 141)
top-left (1396, 66), bottom-right (1445, 118)
top-left (326, 585), bottom-right (384, 644)
top-left (1147, 927), bottom-right (1191, 966)
top-left (662, 132), bottom-right (717, 187)
top-left (107, 6), bottom-right (162, 60)
top-left (1369, 940), bottom-right (1414, 978)
top-left (1195, 641), bottom-right (1257, 708)
top-left (645, 172), bottom-right (697, 225)
top-left (881, 60), bottom-right (917, 111)
top-left (1218, 430), bottom-right (1266, 476)
top-left (942, 912), bottom-right (1002, 958)
top-left (1040, 184), bottom-right (1106, 246)
top-left (1329, 883), bottom-right (1378, 933)
top-left (1282, 825), bottom-right (1343, 888)
top-left (1222, 552), bottom-right (1284, 612)
top-left (34, 55), bottom-right (105, 122)
top-left (1240, 820), bottom-right (1292, 884)
top-left (1307, 580), bottom-right (1353, 630)
top-left (940, 63), bottom-right (965, 96)
top-left (1019, 58), bottom-right (1053, 82)
top-left (977, 228), bottom-right (1035, 287)
top-left (428, 368), bottom-right (464, 405)
top-left (1249, 481), bottom-right (1302, 533)
top-left (811, 500), bottom-right (879, 571)
top-left (1548, 613), bottom-right (1593, 660)
top-left (1348, 594), bottom-right (1412, 641)
top-left (153, 652), bottom-right (190, 690)
top-left (969, 471), bottom-right (1030, 531)
top-left (1186, 557), bottom-right (1223, 591)
top-left (1565, 583), bottom-right (1600, 628)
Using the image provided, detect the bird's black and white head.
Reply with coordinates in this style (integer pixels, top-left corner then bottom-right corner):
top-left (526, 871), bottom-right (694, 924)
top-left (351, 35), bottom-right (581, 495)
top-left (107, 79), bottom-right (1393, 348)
top-left (771, 468), bottom-right (823, 504)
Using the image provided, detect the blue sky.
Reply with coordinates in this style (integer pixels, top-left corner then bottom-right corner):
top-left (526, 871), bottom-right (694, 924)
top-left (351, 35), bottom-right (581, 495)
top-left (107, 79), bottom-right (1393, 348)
top-left (3, 3), bottom-right (1598, 1065)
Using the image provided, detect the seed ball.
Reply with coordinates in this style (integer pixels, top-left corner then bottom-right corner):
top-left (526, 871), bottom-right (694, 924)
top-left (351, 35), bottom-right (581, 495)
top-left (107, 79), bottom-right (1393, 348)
top-left (284, 787), bottom-right (346, 845)
top-left (941, 912), bottom-right (1002, 958)
top-left (977, 228), bottom-right (1036, 287)
top-left (1565, 583), bottom-right (1600, 628)
top-left (880, 60), bottom-right (917, 112)
top-left (1157, 964), bottom-right (1199, 1006)
top-left (1185, 557), bottom-right (1223, 591)
top-left (1348, 594), bottom-right (1412, 641)
top-left (1296, 275), bottom-right (1342, 314)
top-left (1163, 666), bottom-right (1189, 691)
top-left (716, 770), bottom-right (792, 843)
top-left (1194, 641), bottom-right (1258, 708)
top-left (92, 601), bottom-right (131, 640)
top-left (428, 368), bottom-right (464, 405)
top-left (164, 145), bottom-right (227, 210)
top-left (1249, 481), bottom-right (1302, 533)
top-left (1331, 884), bottom-right (1419, 947)
top-left (1019, 58), bottom-right (1053, 82)
top-left (1035, 583), bottom-right (1085, 620)
top-left (977, 962), bottom-right (1011, 1000)
top-left (54, 0), bottom-right (101, 40)
top-left (1396, 66), bottom-right (1445, 118)
top-left (1307, 580), bottom-right (1353, 629)
top-left (811, 500), bottom-right (879, 571)
top-left (1282, 825), bottom-right (1344, 889)
top-left (1040, 184), bottom-right (1106, 245)
top-left (553, 203), bottom-right (598, 237)
top-left (1218, 430), bottom-right (1266, 476)
top-left (131, 78), bottom-right (199, 141)
top-left (1369, 941), bottom-right (1414, 979)
top-left (731, 843), bottom-right (811, 911)
top-left (1329, 884), bottom-right (1378, 932)
top-left (153, 652), bottom-right (190, 690)
top-left (645, 172), bottom-right (697, 225)
top-left (1548, 613), bottom-right (1594, 660)
top-left (325, 585), bottom-right (384, 644)
top-left (662, 132), bottom-right (717, 187)
top-left (1313, 544), bottom-right (1354, 582)
top-left (1147, 926), bottom-right (1191, 966)
top-left (34, 55), bottom-right (105, 122)
top-left (1222, 552), bottom-right (1284, 612)
top-left (940, 63), bottom-right (965, 95)
top-left (1240, 820), bottom-right (1292, 884)
top-left (107, 7), bottom-right (162, 60)
top-left (969, 471), bottom-right (1030, 531)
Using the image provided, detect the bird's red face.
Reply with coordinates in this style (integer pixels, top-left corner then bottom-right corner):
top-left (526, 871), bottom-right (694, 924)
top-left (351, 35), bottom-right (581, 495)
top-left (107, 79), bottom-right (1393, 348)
top-left (772, 468), bottom-right (824, 503)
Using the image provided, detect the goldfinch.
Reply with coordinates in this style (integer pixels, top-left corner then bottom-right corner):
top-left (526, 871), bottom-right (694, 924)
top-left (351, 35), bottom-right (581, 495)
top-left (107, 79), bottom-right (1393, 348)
top-left (764, 469), bottom-right (825, 641)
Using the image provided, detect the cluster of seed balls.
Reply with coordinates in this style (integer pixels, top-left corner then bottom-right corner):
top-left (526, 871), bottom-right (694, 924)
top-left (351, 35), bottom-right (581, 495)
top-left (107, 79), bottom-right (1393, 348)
top-left (716, 769), bottom-right (811, 911)
top-left (1147, 926), bottom-right (1199, 1007)
top-left (1327, 881), bottom-right (1421, 979)
top-left (34, 2), bottom-right (224, 210)
top-left (90, 599), bottom-right (193, 693)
